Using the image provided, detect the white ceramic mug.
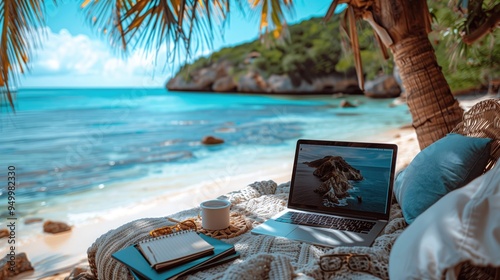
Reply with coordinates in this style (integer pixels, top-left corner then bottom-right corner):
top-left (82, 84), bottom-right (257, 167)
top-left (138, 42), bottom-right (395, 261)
top-left (200, 199), bottom-right (231, 230)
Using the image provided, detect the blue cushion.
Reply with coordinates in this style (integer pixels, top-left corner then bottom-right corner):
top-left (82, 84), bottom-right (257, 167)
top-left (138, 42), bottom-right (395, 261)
top-left (394, 133), bottom-right (491, 224)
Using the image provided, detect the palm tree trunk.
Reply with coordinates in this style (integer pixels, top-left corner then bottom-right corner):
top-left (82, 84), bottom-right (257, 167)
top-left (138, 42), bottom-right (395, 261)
top-left (392, 34), bottom-right (464, 150)
top-left (371, 0), bottom-right (465, 150)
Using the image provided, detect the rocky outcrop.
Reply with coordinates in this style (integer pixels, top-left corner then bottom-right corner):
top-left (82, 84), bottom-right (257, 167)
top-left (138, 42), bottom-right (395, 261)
top-left (166, 58), bottom-right (373, 95)
top-left (66, 264), bottom-right (92, 280)
top-left (237, 71), bottom-right (268, 92)
top-left (339, 100), bottom-right (357, 108)
top-left (202, 136), bottom-right (224, 145)
top-left (265, 74), bottom-right (362, 94)
top-left (166, 40), bottom-right (408, 98)
top-left (166, 75), bottom-right (206, 91)
top-left (364, 75), bottom-right (402, 98)
top-left (167, 60), bottom-right (233, 91)
top-left (0, 252), bottom-right (34, 279)
top-left (305, 156), bottom-right (363, 181)
top-left (212, 76), bottom-right (237, 92)
top-left (267, 75), bottom-right (315, 92)
top-left (166, 51), bottom-right (404, 97)
top-left (304, 156), bottom-right (363, 204)
top-left (24, 218), bottom-right (43, 225)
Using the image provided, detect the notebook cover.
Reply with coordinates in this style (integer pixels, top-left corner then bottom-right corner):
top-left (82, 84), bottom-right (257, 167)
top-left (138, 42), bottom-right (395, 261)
top-left (112, 233), bottom-right (236, 280)
top-left (127, 252), bottom-right (240, 280)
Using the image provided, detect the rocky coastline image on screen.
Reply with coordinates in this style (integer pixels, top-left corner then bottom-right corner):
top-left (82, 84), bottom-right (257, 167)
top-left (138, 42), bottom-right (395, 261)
top-left (291, 144), bottom-right (392, 214)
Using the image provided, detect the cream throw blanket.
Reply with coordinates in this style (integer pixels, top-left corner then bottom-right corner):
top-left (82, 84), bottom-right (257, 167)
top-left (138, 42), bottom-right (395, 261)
top-left (390, 163), bottom-right (500, 279)
top-left (86, 180), bottom-right (407, 280)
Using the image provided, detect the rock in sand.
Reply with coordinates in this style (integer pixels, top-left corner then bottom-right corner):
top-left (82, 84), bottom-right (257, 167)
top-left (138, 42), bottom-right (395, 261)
top-left (202, 136), bottom-right (224, 145)
top-left (43, 220), bottom-right (72, 234)
top-left (0, 252), bottom-right (34, 279)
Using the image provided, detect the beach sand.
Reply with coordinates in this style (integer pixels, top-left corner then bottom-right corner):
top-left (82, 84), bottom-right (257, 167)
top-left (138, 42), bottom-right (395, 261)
top-left (7, 94), bottom-right (492, 280)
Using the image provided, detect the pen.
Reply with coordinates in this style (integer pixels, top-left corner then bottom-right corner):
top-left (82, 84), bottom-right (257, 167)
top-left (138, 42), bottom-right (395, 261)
top-left (147, 245), bottom-right (159, 265)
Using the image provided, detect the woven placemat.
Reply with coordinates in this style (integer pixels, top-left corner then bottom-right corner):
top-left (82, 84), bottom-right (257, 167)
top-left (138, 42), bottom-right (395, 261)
top-left (194, 212), bottom-right (250, 239)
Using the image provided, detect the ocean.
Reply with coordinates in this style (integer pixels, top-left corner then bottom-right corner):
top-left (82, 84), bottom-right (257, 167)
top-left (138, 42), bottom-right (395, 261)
top-left (0, 88), bottom-right (412, 243)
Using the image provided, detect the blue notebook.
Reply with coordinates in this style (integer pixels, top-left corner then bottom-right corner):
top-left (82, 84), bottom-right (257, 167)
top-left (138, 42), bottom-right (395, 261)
top-left (136, 230), bottom-right (214, 271)
top-left (112, 233), bottom-right (237, 280)
top-left (127, 252), bottom-right (240, 280)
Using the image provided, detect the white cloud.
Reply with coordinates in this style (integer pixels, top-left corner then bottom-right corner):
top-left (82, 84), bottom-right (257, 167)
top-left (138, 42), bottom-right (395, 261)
top-left (22, 28), bottom-right (178, 88)
top-left (43, 59), bottom-right (61, 71)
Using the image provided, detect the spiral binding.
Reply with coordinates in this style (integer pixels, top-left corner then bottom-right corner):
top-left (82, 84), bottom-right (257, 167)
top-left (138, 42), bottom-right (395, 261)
top-left (140, 229), bottom-right (195, 244)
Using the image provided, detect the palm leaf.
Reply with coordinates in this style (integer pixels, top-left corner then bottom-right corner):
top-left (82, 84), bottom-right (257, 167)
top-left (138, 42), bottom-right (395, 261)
top-left (323, 0), bottom-right (349, 23)
top-left (373, 30), bottom-right (389, 60)
top-left (0, 0), bottom-right (47, 111)
top-left (347, 5), bottom-right (364, 91)
top-left (81, 0), bottom-right (136, 52)
top-left (249, 0), bottom-right (294, 40)
top-left (82, 0), bottom-right (294, 66)
top-left (82, 0), bottom-right (230, 64)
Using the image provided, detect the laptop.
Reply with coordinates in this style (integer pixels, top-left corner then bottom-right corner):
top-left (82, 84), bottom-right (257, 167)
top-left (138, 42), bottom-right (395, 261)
top-left (251, 139), bottom-right (398, 247)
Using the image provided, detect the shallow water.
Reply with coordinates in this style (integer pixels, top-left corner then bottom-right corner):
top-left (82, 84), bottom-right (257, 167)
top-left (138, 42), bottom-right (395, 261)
top-left (0, 88), bottom-right (412, 243)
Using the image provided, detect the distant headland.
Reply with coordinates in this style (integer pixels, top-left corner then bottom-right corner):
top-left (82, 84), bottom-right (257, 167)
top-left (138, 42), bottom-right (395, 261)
top-left (166, 18), bottom-right (401, 98)
top-left (166, 17), bottom-right (494, 97)
top-left (304, 155), bottom-right (363, 205)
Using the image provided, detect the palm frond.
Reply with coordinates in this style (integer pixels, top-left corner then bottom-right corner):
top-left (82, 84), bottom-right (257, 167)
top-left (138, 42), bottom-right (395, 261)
top-left (347, 5), bottom-right (363, 91)
top-left (330, 3), bottom-right (365, 90)
top-left (373, 30), bottom-right (389, 59)
top-left (249, 0), bottom-right (294, 40)
top-left (82, 0), bottom-right (230, 65)
top-left (82, 0), bottom-right (295, 67)
top-left (445, 0), bottom-right (500, 44)
top-left (323, 0), bottom-right (348, 23)
top-left (81, 0), bottom-right (135, 52)
top-left (0, 0), bottom-right (47, 111)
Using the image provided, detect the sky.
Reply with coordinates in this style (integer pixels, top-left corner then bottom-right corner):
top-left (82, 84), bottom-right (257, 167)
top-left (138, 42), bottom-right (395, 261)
top-left (19, 1), bottom-right (339, 89)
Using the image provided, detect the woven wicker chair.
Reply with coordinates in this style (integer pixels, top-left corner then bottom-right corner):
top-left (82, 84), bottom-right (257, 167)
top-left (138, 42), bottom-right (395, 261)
top-left (451, 98), bottom-right (500, 172)
top-left (451, 98), bottom-right (500, 280)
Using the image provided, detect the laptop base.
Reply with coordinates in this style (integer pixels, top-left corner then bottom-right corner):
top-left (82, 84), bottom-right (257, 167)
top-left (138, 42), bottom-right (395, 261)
top-left (251, 210), bottom-right (387, 248)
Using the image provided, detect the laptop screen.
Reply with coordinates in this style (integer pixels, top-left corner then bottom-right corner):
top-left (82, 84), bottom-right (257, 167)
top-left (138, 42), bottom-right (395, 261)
top-left (288, 139), bottom-right (398, 220)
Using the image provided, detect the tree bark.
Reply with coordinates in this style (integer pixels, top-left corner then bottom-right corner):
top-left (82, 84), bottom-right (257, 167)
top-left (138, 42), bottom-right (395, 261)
top-left (392, 34), bottom-right (464, 150)
top-left (370, 0), bottom-right (465, 150)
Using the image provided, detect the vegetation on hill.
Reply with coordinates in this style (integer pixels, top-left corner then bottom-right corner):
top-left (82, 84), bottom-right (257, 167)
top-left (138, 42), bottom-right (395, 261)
top-left (174, 12), bottom-right (497, 94)
top-left (176, 16), bottom-right (383, 86)
top-left (177, 17), bottom-right (343, 87)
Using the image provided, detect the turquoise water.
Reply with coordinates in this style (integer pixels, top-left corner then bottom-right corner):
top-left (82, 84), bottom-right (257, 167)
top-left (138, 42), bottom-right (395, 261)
top-left (0, 88), bottom-right (411, 240)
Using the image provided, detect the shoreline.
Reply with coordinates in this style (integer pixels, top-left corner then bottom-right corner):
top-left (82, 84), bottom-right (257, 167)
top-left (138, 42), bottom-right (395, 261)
top-left (7, 93), bottom-right (492, 279)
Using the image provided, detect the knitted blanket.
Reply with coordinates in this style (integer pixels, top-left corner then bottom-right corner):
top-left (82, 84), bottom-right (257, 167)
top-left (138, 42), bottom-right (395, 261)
top-left (85, 180), bottom-right (408, 280)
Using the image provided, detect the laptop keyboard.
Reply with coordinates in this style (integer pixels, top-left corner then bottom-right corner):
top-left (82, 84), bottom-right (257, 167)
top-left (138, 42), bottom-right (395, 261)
top-left (276, 212), bottom-right (376, 234)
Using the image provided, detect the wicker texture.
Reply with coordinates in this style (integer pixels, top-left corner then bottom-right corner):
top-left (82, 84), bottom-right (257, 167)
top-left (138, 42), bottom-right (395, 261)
top-left (451, 98), bottom-right (500, 172)
top-left (195, 212), bottom-right (251, 239)
top-left (458, 261), bottom-right (500, 280)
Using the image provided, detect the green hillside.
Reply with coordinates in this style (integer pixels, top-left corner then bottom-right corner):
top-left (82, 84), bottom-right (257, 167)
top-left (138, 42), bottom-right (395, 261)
top-left (172, 13), bottom-right (497, 93)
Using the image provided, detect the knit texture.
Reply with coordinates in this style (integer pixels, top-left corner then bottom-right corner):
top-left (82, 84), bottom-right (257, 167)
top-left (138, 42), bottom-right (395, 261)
top-left (87, 180), bottom-right (407, 280)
